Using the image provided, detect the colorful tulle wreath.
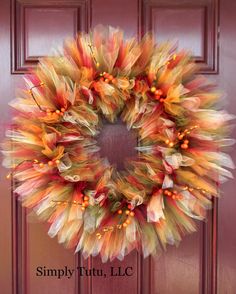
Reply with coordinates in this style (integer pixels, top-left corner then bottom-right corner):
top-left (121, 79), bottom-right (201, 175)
top-left (2, 26), bottom-right (234, 262)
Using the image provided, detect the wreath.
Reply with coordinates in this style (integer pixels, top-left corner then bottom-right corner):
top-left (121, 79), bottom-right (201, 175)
top-left (2, 26), bottom-right (234, 262)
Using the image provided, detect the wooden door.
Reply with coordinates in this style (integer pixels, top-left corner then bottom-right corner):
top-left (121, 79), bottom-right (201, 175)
top-left (0, 0), bottom-right (236, 293)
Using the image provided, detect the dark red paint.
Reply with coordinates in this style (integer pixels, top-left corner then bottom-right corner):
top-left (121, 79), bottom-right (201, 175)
top-left (0, 0), bottom-right (236, 293)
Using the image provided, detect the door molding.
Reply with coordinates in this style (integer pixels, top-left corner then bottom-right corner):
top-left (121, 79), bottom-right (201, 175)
top-left (11, 0), bottom-right (91, 74)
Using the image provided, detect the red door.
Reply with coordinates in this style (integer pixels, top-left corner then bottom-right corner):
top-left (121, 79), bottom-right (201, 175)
top-left (0, 0), bottom-right (236, 293)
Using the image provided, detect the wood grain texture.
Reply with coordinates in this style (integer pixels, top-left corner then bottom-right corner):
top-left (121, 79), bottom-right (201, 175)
top-left (25, 7), bottom-right (79, 58)
top-left (1, 0), bottom-right (236, 293)
top-left (0, 0), bottom-right (20, 293)
top-left (91, 0), bottom-right (139, 37)
top-left (151, 7), bottom-right (206, 58)
top-left (97, 120), bottom-right (137, 171)
top-left (215, 0), bottom-right (236, 292)
top-left (141, 0), bottom-right (219, 73)
top-left (11, 0), bottom-right (90, 73)
top-left (12, 199), bottom-right (78, 294)
top-left (10, 1), bottom-right (90, 293)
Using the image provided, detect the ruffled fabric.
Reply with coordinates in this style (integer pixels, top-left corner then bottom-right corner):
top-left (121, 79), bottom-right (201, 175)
top-left (2, 25), bottom-right (234, 262)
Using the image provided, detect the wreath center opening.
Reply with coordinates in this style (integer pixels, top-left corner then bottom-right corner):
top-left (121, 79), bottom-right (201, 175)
top-left (97, 118), bottom-right (137, 171)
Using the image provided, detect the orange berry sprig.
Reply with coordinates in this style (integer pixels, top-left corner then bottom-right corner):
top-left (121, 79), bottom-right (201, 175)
top-left (33, 158), bottom-right (60, 168)
top-left (27, 82), bottom-right (45, 112)
top-left (164, 139), bottom-right (175, 148)
top-left (150, 86), bottom-right (166, 102)
top-left (47, 159), bottom-right (60, 166)
top-left (28, 82), bottom-right (67, 117)
top-left (178, 125), bottom-right (199, 139)
top-left (95, 218), bottom-right (134, 239)
top-left (87, 42), bottom-right (100, 68)
top-left (166, 53), bottom-right (183, 70)
top-left (99, 72), bottom-right (116, 84)
top-left (46, 107), bottom-right (66, 117)
top-left (81, 195), bottom-right (90, 211)
top-left (50, 195), bottom-right (90, 211)
top-left (182, 185), bottom-right (209, 195)
top-left (51, 200), bottom-right (69, 206)
top-left (178, 125), bottom-right (199, 150)
top-left (163, 189), bottom-right (183, 200)
top-left (96, 226), bottom-right (114, 239)
top-left (86, 203), bottom-right (137, 240)
top-left (95, 207), bottom-right (136, 239)
top-left (74, 203), bottom-right (135, 240)
top-left (6, 173), bottom-right (12, 180)
top-left (5, 159), bottom-right (33, 179)
top-left (117, 205), bottom-right (135, 228)
top-left (6, 156), bottom-right (62, 179)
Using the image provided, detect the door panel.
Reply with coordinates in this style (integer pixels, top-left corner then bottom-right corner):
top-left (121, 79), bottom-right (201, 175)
top-left (216, 0), bottom-right (236, 293)
top-left (26, 218), bottom-right (76, 294)
top-left (12, 0), bottom-right (89, 73)
top-left (151, 231), bottom-right (201, 294)
top-left (142, 0), bottom-right (219, 73)
top-left (1, 0), bottom-right (236, 293)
